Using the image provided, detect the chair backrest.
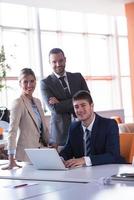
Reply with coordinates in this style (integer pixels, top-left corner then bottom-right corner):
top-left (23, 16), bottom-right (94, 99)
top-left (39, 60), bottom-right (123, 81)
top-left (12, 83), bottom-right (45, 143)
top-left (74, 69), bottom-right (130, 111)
top-left (118, 123), bottom-right (134, 133)
top-left (111, 116), bottom-right (122, 124)
top-left (119, 133), bottom-right (134, 163)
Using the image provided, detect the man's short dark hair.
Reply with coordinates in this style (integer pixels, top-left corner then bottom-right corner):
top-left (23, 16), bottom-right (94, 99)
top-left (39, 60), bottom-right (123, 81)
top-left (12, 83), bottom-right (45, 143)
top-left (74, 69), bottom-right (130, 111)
top-left (73, 90), bottom-right (93, 105)
top-left (49, 48), bottom-right (65, 57)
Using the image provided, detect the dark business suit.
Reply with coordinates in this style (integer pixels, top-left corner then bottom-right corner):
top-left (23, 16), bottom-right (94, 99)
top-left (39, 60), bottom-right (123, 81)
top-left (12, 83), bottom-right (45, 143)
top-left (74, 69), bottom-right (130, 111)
top-left (60, 114), bottom-right (125, 165)
top-left (40, 72), bottom-right (89, 145)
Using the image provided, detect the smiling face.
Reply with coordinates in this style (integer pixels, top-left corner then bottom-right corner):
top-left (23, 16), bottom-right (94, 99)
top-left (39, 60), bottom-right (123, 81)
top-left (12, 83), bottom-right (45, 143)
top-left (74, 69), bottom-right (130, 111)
top-left (19, 74), bottom-right (36, 98)
top-left (49, 52), bottom-right (66, 76)
top-left (73, 99), bottom-right (94, 126)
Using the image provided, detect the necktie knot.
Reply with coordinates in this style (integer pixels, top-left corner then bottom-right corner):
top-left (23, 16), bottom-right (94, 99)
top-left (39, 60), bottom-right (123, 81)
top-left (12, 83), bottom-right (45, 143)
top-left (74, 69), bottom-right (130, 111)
top-left (59, 76), bottom-right (65, 80)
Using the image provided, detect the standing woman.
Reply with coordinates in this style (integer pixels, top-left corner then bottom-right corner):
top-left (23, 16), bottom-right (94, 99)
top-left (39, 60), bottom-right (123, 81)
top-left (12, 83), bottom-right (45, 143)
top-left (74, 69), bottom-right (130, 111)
top-left (3, 68), bottom-right (49, 169)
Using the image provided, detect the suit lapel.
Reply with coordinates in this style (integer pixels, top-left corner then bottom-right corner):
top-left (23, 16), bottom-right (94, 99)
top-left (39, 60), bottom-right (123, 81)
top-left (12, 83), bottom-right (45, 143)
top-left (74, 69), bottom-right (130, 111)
top-left (90, 114), bottom-right (99, 152)
top-left (51, 74), bottom-right (66, 97)
top-left (74, 123), bottom-right (85, 155)
top-left (21, 95), bottom-right (40, 132)
top-left (79, 125), bottom-right (85, 155)
top-left (66, 72), bottom-right (73, 95)
top-left (34, 99), bottom-right (45, 128)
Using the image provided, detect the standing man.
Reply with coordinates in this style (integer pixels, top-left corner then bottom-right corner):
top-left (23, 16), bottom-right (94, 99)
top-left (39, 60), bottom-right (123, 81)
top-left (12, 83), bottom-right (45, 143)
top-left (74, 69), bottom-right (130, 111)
top-left (40, 48), bottom-right (89, 147)
top-left (60, 90), bottom-right (125, 167)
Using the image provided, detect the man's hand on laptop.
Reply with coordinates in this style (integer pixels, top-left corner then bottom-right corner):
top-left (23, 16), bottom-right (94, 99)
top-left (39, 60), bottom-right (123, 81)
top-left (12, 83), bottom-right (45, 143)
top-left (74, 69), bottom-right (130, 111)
top-left (64, 157), bottom-right (85, 168)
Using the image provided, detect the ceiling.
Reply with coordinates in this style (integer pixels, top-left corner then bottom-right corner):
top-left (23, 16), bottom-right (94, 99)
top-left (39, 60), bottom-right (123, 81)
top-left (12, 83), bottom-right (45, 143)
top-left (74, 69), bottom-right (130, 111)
top-left (1, 0), bottom-right (134, 15)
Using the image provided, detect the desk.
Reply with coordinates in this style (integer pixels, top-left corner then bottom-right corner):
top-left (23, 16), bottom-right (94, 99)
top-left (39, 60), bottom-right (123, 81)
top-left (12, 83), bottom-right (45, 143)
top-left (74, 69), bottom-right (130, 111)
top-left (29, 181), bottom-right (134, 200)
top-left (0, 163), bottom-right (133, 183)
top-left (1, 164), bottom-right (134, 200)
top-left (0, 179), bottom-right (81, 200)
top-left (1, 179), bottom-right (134, 200)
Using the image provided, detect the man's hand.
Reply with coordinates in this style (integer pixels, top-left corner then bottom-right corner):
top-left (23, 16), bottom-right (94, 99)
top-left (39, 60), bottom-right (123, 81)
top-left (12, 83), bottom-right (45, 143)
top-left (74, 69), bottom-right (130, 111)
top-left (49, 97), bottom-right (59, 105)
top-left (64, 157), bottom-right (85, 168)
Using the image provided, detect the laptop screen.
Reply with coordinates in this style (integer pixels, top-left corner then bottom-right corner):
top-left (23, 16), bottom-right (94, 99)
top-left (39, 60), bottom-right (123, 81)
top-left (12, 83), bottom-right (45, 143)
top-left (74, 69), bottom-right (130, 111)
top-left (25, 148), bottom-right (67, 170)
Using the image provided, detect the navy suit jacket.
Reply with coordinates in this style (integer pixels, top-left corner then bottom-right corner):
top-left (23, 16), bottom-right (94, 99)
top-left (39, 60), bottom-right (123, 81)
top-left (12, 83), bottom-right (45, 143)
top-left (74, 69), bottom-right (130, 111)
top-left (60, 114), bottom-right (125, 165)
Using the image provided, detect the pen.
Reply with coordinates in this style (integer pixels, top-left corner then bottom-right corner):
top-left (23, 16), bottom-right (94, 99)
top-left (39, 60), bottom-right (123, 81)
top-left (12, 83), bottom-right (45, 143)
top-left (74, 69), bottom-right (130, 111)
top-left (14, 184), bottom-right (28, 188)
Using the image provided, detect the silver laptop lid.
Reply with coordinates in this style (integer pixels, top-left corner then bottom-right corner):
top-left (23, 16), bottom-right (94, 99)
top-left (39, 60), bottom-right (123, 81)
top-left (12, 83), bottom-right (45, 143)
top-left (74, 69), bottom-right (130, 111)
top-left (25, 148), bottom-right (67, 170)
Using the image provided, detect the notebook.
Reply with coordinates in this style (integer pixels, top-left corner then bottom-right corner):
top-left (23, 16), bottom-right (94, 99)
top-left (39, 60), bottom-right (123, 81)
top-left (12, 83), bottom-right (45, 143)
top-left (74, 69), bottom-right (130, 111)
top-left (25, 148), bottom-right (68, 170)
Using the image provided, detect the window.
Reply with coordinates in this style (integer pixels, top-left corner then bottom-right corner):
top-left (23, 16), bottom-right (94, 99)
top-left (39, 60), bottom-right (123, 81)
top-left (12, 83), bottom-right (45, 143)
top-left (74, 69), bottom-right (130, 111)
top-left (0, 3), bottom-right (29, 28)
top-left (61, 33), bottom-right (86, 74)
top-left (87, 35), bottom-right (111, 76)
top-left (41, 32), bottom-right (59, 76)
top-left (3, 29), bottom-right (30, 76)
top-left (0, 3), bottom-right (132, 122)
top-left (60, 11), bottom-right (84, 32)
top-left (39, 8), bottom-right (57, 31)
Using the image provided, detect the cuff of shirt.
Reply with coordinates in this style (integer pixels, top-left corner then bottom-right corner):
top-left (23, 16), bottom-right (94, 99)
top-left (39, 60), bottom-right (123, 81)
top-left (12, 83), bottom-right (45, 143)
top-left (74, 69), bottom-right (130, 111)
top-left (84, 156), bottom-right (92, 166)
top-left (8, 149), bottom-right (16, 155)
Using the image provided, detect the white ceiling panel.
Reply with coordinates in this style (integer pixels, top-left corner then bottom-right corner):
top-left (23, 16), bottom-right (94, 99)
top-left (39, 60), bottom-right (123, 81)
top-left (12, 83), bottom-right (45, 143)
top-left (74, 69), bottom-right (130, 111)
top-left (1, 0), bottom-right (134, 15)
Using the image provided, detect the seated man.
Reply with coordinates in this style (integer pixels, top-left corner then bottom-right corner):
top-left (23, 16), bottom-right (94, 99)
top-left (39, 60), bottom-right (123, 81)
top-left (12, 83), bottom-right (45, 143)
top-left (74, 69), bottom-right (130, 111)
top-left (60, 90), bottom-right (125, 168)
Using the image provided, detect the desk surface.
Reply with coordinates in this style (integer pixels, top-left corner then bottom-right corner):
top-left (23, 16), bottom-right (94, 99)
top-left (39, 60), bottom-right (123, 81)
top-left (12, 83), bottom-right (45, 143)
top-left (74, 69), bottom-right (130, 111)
top-left (0, 178), bottom-right (81, 200)
top-left (0, 179), bottom-right (134, 200)
top-left (1, 163), bottom-right (134, 200)
top-left (29, 181), bottom-right (134, 200)
top-left (0, 163), bottom-right (134, 183)
top-left (1, 178), bottom-right (134, 200)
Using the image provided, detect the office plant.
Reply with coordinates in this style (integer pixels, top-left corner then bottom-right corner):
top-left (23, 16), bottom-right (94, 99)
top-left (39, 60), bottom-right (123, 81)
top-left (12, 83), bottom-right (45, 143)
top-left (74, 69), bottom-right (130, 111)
top-left (0, 45), bottom-right (10, 91)
top-left (0, 45), bottom-right (10, 122)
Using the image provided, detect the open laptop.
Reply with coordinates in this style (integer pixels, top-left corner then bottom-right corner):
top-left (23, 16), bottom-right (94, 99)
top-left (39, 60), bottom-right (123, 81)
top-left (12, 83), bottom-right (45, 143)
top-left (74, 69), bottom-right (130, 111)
top-left (25, 148), bottom-right (68, 170)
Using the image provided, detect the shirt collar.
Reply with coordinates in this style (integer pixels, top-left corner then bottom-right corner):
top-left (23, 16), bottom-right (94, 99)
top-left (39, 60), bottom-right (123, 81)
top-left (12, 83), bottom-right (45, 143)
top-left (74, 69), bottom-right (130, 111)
top-left (53, 71), bottom-right (67, 79)
top-left (82, 113), bottom-right (96, 132)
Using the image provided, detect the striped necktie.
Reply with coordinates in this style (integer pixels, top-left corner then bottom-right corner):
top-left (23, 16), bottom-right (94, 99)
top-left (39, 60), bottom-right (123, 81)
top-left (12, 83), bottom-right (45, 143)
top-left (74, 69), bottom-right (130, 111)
top-left (59, 76), bottom-right (71, 97)
top-left (85, 128), bottom-right (91, 156)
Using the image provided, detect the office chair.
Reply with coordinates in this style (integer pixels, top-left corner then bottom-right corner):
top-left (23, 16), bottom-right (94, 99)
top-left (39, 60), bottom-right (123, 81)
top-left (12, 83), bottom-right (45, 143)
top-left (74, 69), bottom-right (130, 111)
top-left (120, 133), bottom-right (134, 163)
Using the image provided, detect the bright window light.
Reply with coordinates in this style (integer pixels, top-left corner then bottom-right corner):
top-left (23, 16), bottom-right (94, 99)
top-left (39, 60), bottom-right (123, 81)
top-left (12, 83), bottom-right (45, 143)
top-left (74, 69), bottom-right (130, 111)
top-left (1, 3), bottom-right (29, 28)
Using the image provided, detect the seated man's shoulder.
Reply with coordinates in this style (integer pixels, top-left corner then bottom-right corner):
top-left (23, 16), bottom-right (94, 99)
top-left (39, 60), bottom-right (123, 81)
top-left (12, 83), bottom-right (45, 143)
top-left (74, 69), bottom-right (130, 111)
top-left (70, 121), bottom-right (81, 129)
top-left (97, 114), bottom-right (117, 126)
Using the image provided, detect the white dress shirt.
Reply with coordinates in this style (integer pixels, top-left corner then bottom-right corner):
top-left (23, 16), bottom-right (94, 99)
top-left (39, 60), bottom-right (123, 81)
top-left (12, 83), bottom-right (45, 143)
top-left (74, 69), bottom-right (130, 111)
top-left (82, 114), bottom-right (96, 166)
top-left (53, 71), bottom-right (71, 93)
